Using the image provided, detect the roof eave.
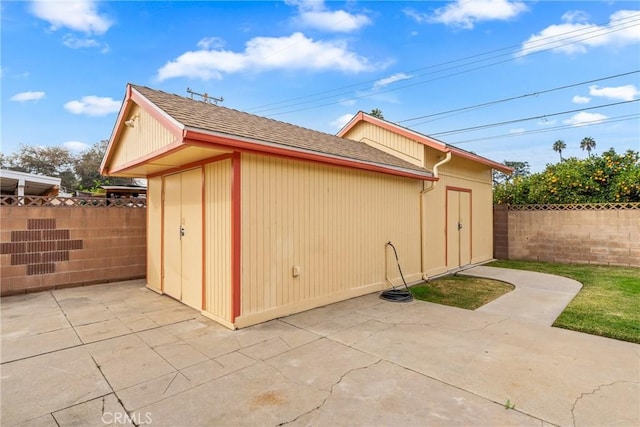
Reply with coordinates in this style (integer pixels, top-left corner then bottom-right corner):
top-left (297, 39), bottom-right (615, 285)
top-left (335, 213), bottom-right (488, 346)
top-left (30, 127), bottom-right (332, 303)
top-left (184, 127), bottom-right (436, 181)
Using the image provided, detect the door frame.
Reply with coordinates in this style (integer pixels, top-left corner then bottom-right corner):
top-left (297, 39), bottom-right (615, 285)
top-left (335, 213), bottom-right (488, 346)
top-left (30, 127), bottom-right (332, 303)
top-left (161, 167), bottom-right (204, 310)
top-left (445, 186), bottom-right (472, 268)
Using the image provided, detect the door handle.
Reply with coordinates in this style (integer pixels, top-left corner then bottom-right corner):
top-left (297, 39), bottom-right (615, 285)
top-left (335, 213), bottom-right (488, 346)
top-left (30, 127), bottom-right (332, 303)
top-left (458, 222), bottom-right (463, 230)
top-left (180, 226), bottom-right (185, 238)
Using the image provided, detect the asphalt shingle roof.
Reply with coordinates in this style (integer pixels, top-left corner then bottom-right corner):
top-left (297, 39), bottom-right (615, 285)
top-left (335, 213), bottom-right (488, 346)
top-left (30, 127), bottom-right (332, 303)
top-left (132, 85), bottom-right (431, 176)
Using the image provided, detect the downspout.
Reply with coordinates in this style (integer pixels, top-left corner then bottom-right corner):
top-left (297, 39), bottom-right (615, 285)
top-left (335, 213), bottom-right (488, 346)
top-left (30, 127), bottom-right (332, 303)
top-left (420, 151), bottom-right (452, 281)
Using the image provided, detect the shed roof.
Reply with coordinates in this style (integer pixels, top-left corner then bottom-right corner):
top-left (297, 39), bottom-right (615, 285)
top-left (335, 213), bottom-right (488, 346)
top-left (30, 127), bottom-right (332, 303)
top-left (102, 85), bottom-right (434, 180)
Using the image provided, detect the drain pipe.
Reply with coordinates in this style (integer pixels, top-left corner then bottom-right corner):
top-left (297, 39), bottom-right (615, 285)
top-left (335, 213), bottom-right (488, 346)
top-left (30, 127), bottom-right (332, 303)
top-left (420, 151), bottom-right (452, 281)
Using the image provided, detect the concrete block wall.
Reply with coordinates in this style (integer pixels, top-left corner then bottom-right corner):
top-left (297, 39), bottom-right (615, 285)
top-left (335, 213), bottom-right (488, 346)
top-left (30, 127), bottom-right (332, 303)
top-left (1, 206), bottom-right (146, 296)
top-left (494, 205), bottom-right (639, 267)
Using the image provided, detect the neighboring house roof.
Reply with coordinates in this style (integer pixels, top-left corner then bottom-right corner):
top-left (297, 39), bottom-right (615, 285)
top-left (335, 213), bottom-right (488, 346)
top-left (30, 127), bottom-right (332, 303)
top-left (102, 84), bottom-right (435, 180)
top-left (338, 111), bottom-right (513, 174)
top-left (0, 169), bottom-right (61, 196)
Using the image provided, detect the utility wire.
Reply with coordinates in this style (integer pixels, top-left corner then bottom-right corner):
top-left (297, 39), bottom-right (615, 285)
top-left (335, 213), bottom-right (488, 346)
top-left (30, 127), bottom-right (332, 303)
top-left (246, 12), bottom-right (640, 116)
top-left (429, 99), bottom-right (639, 137)
top-left (397, 70), bottom-right (640, 125)
top-left (447, 114), bottom-right (640, 145)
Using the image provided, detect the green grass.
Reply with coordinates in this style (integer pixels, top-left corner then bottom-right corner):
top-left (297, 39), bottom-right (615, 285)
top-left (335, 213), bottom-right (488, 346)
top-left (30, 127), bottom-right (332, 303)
top-left (488, 260), bottom-right (640, 344)
top-left (410, 275), bottom-right (514, 310)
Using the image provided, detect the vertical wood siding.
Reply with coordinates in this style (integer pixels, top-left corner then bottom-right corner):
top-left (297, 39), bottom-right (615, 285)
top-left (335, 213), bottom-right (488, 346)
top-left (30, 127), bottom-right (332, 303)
top-left (110, 105), bottom-right (177, 170)
top-left (146, 176), bottom-right (162, 292)
top-left (239, 154), bottom-right (422, 321)
top-left (344, 122), bottom-right (425, 167)
top-left (204, 160), bottom-right (232, 322)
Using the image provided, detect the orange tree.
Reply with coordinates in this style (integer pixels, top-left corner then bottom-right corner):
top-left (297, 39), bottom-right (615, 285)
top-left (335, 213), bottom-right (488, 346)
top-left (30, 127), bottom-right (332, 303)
top-left (494, 148), bottom-right (639, 204)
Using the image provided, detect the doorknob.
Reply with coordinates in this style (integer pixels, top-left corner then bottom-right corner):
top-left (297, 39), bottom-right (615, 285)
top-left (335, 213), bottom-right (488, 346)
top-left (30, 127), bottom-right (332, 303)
top-left (458, 222), bottom-right (463, 230)
top-left (180, 226), bottom-right (185, 238)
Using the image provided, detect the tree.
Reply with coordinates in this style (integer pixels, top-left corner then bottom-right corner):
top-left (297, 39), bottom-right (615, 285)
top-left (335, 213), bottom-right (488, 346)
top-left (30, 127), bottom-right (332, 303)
top-left (74, 140), bottom-right (132, 190)
top-left (553, 139), bottom-right (566, 161)
top-left (493, 148), bottom-right (639, 204)
top-left (580, 137), bottom-right (596, 158)
top-left (369, 108), bottom-right (384, 119)
top-left (493, 160), bottom-right (530, 185)
top-left (3, 145), bottom-right (77, 191)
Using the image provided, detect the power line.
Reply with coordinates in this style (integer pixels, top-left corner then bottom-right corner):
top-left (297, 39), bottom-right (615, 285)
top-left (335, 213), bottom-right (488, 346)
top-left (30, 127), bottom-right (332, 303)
top-left (429, 99), bottom-right (639, 137)
top-left (447, 114), bottom-right (640, 145)
top-left (397, 70), bottom-right (640, 125)
top-left (246, 12), bottom-right (640, 116)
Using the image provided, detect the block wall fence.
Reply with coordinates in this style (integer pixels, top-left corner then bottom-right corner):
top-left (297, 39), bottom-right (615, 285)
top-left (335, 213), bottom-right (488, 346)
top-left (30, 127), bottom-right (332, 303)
top-left (1, 199), bottom-right (146, 296)
top-left (493, 204), bottom-right (640, 267)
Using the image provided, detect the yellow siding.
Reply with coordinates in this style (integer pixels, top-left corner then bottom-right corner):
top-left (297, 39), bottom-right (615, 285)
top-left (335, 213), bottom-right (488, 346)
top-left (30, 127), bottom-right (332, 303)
top-left (238, 154), bottom-right (422, 324)
top-left (110, 104), bottom-right (177, 170)
top-left (343, 122), bottom-right (425, 167)
top-left (204, 160), bottom-right (232, 323)
top-left (146, 176), bottom-right (162, 292)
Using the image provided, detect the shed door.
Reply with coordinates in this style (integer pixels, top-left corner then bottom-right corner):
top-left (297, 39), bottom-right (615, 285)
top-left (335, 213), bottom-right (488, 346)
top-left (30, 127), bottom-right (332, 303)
top-left (447, 189), bottom-right (471, 268)
top-left (163, 168), bottom-right (203, 310)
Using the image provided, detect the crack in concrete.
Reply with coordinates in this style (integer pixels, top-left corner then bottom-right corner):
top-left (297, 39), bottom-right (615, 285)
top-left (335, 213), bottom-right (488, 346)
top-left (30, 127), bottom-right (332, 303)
top-left (571, 380), bottom-right (640, 427)
top-left (570, 380), bottom-right (639, 427)
top-left (276, 359), bottom-right (383, 426)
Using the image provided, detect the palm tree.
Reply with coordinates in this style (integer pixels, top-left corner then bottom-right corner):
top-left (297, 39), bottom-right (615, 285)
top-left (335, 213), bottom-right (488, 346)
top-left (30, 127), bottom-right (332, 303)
top-left (580, 137), bottom-right (596, 158)
top-left (552, 139), bottom-right (566, 161)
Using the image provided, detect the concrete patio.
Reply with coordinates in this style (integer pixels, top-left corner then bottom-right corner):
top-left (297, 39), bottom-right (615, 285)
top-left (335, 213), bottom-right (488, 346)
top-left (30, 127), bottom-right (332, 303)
top-left (1, 275), bottom-right (638, 426)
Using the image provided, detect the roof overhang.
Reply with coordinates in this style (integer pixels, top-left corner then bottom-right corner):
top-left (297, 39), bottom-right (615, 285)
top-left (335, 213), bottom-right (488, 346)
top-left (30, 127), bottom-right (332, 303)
top-left (102, 86), bottom-right (435, 181)
top-left (338, 111), bottom-right (514, 174)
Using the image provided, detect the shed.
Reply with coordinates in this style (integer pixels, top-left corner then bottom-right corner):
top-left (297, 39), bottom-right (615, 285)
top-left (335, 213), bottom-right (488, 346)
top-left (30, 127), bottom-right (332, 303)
top-left (101, 84), bottom-right (511, 329)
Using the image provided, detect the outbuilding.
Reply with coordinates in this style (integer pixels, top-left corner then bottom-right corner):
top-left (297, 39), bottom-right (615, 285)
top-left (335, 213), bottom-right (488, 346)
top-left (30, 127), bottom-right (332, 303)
top-left (101, 84), bottom-right (511, 329)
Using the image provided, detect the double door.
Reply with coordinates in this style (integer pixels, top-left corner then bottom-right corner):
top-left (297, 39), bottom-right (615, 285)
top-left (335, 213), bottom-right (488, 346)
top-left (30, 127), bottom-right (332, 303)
top-left (163, 168), bottom-right (202, 309)
top-left (446, 188), bottom-right (471, 269)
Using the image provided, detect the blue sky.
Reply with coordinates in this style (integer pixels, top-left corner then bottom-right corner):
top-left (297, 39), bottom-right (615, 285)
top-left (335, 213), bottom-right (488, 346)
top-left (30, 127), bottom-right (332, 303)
top-left (2, 0), bottom-right (639, 172)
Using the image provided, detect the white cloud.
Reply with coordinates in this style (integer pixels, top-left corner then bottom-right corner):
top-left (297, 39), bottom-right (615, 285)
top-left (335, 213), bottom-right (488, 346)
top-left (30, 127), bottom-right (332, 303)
top-left (373, 73), bottom-right (413, 89)
top-left (62, 34), bottom-right (109, 52)
top-left (156, 32), bottom-right (378, 81)
top-left (403, 8), bottom-right (429, 24)
top-left (428, 0), bottom-right (528, 29)
top-left (509, 128), bottom-right (526, 134)
top-left (572, 95), bottom-right (591, 104)
top-left (287, 0), bottom-right (371, 32)
top-left (197, 37), bottom-right (225, 50)
top-left (11, 91), bottom-right (45, 102)
top-left (64, 96), bottom-right (120, 116)
top-left (330, 113), bottom-right (354, 130)
top-left (30, 0), bottom-right (112, 34)
top-left (63, 141), bottom-right (90, 152)
top-left (519, 9), bottom-right (640, 57)
top-left (589, 84), bottom-right (639, 101)
top-left (563, 112), bottom-right (608, 126)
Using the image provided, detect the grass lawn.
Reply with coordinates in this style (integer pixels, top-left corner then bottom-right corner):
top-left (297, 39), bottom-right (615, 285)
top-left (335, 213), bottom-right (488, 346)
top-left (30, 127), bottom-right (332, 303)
top-left (489, 260), bottom-right (640, 344)
top-left (410, 275), bottom-right (514, 310)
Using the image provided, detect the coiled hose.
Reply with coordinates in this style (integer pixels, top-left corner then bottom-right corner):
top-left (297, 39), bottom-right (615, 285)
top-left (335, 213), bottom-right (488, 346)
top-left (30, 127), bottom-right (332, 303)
top-left (380, 241), bottom-right (414, 303)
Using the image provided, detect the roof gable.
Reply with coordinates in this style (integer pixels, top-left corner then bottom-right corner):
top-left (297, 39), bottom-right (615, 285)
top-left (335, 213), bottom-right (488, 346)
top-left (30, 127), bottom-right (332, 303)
top-left (339, 111), bottom-right (513, 174)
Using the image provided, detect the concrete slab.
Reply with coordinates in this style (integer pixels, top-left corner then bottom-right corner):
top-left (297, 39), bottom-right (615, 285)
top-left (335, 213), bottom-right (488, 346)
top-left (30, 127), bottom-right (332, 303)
top-left (289, 360), bottom-right (543, 426)
top-left (137, 362), bottom-right (329, 426)
top-left (52, 393), bottom-right (135, 427)
top-left (87, 334), bottom-right (176, 391)
top-left (74, 318), bottom-right (132, 344)
top-left (1, 276), bottom-right (637, 427)
top-left (0, 346), bottom-right (112, 425)
top-left (459, 266), bottom-right (582, 325)
top-left (1, 326), bottom-right (81, 363)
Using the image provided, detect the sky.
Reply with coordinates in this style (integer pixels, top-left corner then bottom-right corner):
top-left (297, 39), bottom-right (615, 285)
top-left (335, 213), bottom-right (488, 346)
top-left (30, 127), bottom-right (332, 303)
top-left (2, 0), bottom-right (639, 173)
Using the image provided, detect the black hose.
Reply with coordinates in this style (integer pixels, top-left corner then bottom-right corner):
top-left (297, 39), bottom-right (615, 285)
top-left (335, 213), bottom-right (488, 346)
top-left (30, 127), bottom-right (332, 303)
top-left (380, 241), bottom-right (414, 303)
